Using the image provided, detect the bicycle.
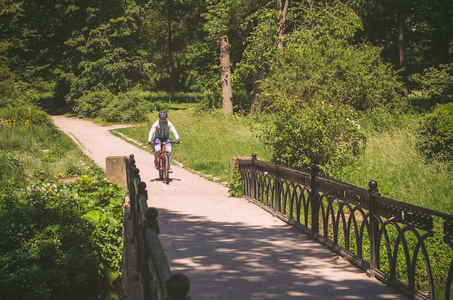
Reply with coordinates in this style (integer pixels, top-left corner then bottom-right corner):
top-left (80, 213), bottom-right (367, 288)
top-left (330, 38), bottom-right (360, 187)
top-left (154, 141), bottom-right (178, 184)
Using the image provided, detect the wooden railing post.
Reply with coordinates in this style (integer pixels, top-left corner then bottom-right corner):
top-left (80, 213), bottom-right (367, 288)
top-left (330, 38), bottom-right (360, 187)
top-left (368, 180), bottom-right (380, 277)
top-left (310, 165), bottom-right (319, 238)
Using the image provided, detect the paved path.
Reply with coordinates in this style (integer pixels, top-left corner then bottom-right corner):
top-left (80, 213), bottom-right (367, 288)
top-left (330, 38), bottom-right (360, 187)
top-left (52, 115), bottom-right (408, 299)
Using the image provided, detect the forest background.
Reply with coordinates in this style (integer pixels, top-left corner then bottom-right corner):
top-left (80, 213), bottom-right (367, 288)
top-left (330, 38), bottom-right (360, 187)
top-left (1, 0), bottom-right (453, 209)
top-left (1, 1), bottom-right (453, 299)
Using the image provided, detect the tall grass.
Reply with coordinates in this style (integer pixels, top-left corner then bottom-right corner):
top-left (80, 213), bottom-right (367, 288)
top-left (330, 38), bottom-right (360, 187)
top-left (116, 105), bottom-right (453, 215)
top-left (336, 118), bottom-right (453, 214)
top-left (0, 124), bottom-right (103, 179)
top-left (116, 108), bottom-right (271, 183)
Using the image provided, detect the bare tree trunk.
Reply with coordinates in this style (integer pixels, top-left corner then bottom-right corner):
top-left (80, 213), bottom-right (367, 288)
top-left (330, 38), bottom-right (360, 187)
top-left (277, 0), bottom-right (289, 50)
top-left (220, 36), bottom-right (233, 117)
top-left (398, 17), bottom-right (408, 97)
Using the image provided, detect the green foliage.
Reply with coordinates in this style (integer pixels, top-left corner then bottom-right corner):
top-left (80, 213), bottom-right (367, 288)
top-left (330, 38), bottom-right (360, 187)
top-left (228, 171), bottom-right (243, 197)
top-left (0, 151), bottom-right (25, 181)
top-left (255, 4), bottom-right (405, 175)
top-left (68, 176), bottom-right (126, 294)
top-left (0, 106), bottom-right (52, 126)
top-left (99, 91), bottom-right (154, 123)
top-left (411, 63), bottom-right (453, 104)
top-left (0, 42), bottom-right (14, 100)
top-left (0, 178), bottom-right (97, 300)
top-left (416, 102), bottom-right (453, 161)
top-left (65, 48), bottom-right (153, 103)
top-left (0, 175), bottom-right (126, 300)
top-left (266, 32), bottom-right (405, 112)
top-left (74, 90), bottom-right (115, 119)
top-left (263, 97), bottom-right (365, 176)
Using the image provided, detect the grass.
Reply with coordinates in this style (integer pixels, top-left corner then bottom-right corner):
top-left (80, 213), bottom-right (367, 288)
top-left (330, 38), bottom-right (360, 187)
top-left (0, 124), bottom-right (104, 180)
top-left (115, 105), bottom-right (453, 215)
top-left (115, 108), bottom-right (271, 183)
top-left (336, 115), bottom-right (453, 214)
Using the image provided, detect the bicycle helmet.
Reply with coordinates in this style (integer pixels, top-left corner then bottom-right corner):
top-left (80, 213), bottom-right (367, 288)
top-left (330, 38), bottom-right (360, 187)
top-left (158, 111), bottom-right (167, 120)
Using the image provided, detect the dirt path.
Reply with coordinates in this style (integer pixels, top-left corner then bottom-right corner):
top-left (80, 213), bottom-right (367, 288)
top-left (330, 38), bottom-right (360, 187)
top-left (52, 115), bottom-right (407, 299)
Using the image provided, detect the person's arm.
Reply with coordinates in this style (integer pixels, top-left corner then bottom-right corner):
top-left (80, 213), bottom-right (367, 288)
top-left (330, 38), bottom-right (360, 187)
top-left (167, 120), bottom-right (180, 141)
top-left (147, 121), bottom-right (159, 143)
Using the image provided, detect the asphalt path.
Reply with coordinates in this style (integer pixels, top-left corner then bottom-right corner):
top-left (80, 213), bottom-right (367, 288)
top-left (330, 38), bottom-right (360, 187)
top-left (52, 115), bottom-right (408, 299)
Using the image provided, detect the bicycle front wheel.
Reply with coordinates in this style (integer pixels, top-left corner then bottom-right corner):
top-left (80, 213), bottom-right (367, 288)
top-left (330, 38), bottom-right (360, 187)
top-left (158, 155), bottom-right (164, 180)
top-left (163, 155), bottom-right (169, 184)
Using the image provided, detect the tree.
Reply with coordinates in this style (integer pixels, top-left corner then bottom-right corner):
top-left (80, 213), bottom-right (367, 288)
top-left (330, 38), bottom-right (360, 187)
top-left (220, 36), bottom-right (233, 116)
top-left (356, 0), bottom-right (453, 87)
top-left (259, 2), bottom-right (404, 175)
top-left (204, 0), bottom-right (236, 116)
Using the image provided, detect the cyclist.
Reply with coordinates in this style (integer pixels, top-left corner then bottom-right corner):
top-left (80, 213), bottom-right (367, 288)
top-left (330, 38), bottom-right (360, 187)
top-left (147, 111), bottom-right (180, 172)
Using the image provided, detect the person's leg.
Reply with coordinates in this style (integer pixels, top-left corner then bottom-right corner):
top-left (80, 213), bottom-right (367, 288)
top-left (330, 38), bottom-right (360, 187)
top-left (154, 139), bottom-right (162, 168)
top-left (165, 139), bottom-right (173, 170)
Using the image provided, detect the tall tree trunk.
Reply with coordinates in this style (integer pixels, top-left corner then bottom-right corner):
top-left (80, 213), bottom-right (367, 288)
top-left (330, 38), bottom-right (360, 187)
top-left (220, 36), bottom-right (233, 117)
top-left (398, 17), bottom-right (408, 97)
top-left (277, 0), bottom-right (289, 50)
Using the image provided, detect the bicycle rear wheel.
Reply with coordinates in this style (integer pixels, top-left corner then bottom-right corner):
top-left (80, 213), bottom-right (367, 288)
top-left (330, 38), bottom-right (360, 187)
top-left (163, 155), bottom-right (170, 184)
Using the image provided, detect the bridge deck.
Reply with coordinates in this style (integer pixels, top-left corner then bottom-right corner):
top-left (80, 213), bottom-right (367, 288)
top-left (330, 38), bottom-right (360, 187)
top-left (52, 115), bottom-right (408, 299)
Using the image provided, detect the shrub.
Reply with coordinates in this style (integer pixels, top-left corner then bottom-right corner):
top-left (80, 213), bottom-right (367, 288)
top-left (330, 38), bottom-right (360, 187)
top-left (0, 106), bottom-right (53, 127)
top-left (74, 90), bottom-right (115, 119)
top-left (99, 91), bottom-right (153, 123)
top-left (0, 151), bottom-right (25, 181)
top-left (411, 63), bottom-right (453, 104)
top-left (263, 95), bottom-right (365, 176)
top-left (416, 102), bottom-right (453, 161)
top-left (0, 176), bottom-right (126, 300)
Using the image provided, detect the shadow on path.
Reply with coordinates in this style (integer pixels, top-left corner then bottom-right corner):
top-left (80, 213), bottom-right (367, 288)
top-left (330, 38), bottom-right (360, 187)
top-left (156, 208), bottom-right (406, 300)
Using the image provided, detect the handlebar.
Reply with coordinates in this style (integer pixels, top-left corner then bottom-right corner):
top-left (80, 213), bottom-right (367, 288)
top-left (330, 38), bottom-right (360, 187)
top-left (149, 141), bottom-right (180, 145)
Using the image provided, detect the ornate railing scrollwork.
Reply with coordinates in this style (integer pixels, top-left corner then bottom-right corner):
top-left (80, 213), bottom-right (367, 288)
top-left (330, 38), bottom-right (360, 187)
top-left (237, 154), bottom-right (453, 300)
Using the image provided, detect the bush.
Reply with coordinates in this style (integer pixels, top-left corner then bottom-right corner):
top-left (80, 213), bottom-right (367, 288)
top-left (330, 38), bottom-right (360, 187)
top-left (263, 95), bottom-right (365, 176)
top-left (416, 102), bottom-right (453, 161)
top-left (0, 176), bottom-right (126, 300)
top-left (0, 106), bottom-right (53, 127)
top-left (99, 91), bottom-right (154, 123)
top-left (411, 63), bottom-right (453, 104)
top-left (74, 90), bottom-right (115, 119)
top-left (0, 151), bottom-right (25, 181)
top-left (258, 25), bottom-right (402, 175)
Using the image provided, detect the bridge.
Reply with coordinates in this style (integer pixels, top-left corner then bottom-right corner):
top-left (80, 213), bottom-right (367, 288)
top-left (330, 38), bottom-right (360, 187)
top-left (52, 115), bottom-right (452, 299)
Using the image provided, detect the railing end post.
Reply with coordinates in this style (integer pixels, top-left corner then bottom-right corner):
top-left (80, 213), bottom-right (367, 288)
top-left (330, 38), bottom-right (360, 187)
top-left (165, 272), bottom-right (191, 300)
top-left (252, 153), bottom-right (257, 160)
top-left (368, 180), bottom-right (380, 196)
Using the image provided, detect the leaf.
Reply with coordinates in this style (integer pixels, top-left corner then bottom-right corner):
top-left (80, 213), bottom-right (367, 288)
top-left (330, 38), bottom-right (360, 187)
top-left (105, 268), bottom-right (120, 282)
top-left (82, 210), bottom-right (102, 223)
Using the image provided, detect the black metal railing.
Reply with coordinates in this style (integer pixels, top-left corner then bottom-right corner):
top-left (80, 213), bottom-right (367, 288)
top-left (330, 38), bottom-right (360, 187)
top-left (125, 154), bottom-right (191, 300)
top-left (237, 154), bottom-right (453, 300)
